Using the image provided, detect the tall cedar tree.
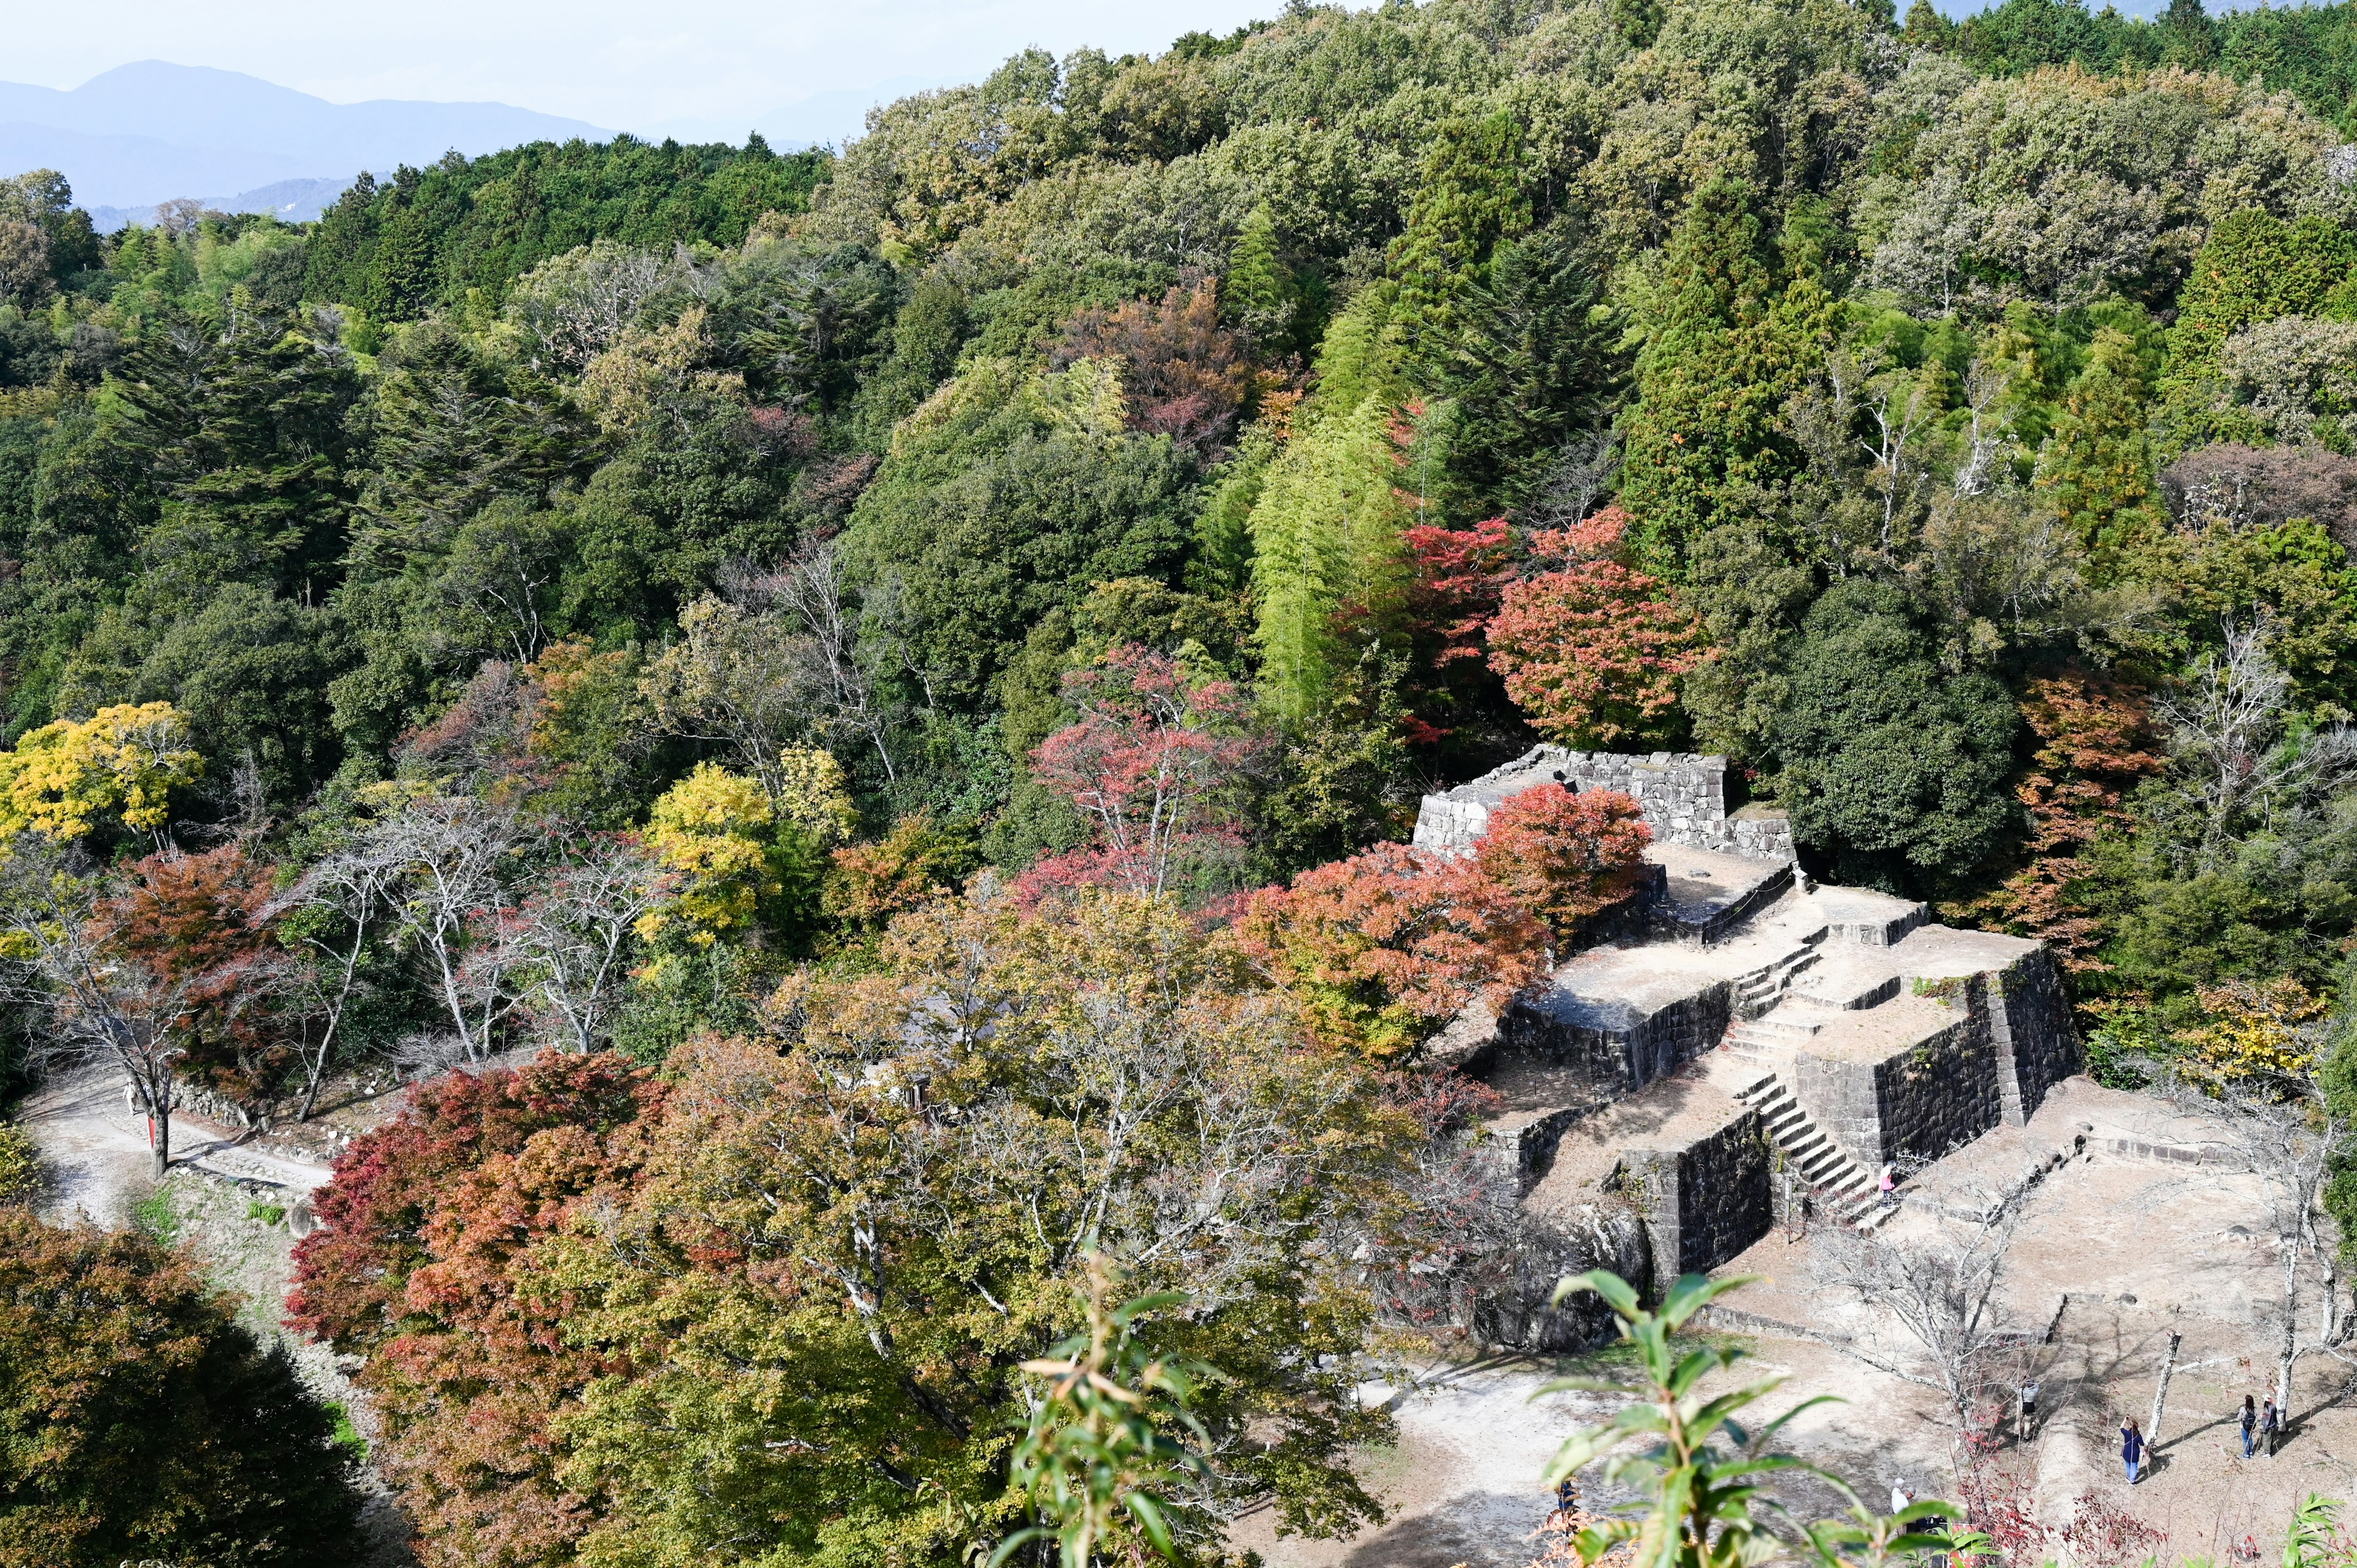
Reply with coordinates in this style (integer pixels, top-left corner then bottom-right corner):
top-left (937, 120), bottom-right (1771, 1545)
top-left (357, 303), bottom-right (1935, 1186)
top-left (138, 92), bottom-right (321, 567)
top-left (1618, 179), bottom-right (1829, 572)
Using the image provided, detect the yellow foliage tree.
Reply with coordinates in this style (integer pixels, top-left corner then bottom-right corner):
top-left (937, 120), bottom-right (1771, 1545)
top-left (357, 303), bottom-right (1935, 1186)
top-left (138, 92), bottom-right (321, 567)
top-left (2185, 977), bottom-right (2328, 1087)
top-left (0, 703), bottom-right (203, 844)
top-left (639, 764), bottom-right (780, 944)
top-left (767, 747), bottom-right (858, 848)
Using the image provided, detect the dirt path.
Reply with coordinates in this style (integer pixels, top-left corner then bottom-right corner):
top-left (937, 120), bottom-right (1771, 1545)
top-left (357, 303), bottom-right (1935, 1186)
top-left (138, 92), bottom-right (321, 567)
top-left (15, 1067), bottom-right (331, 1227)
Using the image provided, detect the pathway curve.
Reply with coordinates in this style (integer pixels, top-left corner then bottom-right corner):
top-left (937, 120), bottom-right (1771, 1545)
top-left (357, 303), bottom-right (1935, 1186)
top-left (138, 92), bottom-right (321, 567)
top-left (15, 1067), bottom-right (333, 1227)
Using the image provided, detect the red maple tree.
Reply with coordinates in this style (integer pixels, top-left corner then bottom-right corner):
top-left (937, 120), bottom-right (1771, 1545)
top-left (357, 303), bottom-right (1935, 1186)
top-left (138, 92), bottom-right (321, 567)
top-left (1475, 784), bottom-right (1653, 944)
top-left (1019, 645), bottom-right (1263, 903)
top-left (1404, 516), bottom-right (1518, 668)
top-left (1234, 841), bottom-right (1545, 1058)
top-left (1485, 506), bottom-right (1709, 747)
top-left (97, 844), bottom-right (285, 1102)
top-left (287, 1051), bottom-right (667, 1568)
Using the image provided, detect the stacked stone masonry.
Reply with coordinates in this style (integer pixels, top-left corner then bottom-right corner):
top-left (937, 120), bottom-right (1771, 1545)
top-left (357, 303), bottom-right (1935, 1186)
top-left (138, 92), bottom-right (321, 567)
top-left (1422, 748), bottom-right (2083, 1347)
top-left (1412, 746), bottom-right (1798, 862)
top-left (1617, 1107), bottom-right (1774, 1297)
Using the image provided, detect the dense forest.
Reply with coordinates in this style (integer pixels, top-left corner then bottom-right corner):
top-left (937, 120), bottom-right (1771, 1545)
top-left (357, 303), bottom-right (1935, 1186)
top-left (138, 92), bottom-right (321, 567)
top-left (6, 0), bottom-right (2357, 1558)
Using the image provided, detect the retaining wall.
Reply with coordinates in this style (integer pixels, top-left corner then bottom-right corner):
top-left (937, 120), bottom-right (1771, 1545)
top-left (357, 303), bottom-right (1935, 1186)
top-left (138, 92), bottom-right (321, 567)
top-left (1500, 978), bottom-right (1732, 1097)
top-left (1992, 948), bottom-right (2080, 1124)
top-left (1617, 1110), bottom-right (1773, 1296)
top-left (1794, 1011), bottom-right (2002, 1170)
top-left (1413, 746), bottom-right (1797, 860)
top-left (1476, 1205), bottom-right (1652, 1353)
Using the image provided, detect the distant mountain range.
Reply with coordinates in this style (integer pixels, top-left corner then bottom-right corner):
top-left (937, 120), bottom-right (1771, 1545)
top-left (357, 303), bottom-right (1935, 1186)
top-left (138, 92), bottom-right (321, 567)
top-left (0, 60), bottom-right (611, 218)
top-left (0, 60), bottom-right (943, 229)
top-left (82, 177), bottom-right (374, 233)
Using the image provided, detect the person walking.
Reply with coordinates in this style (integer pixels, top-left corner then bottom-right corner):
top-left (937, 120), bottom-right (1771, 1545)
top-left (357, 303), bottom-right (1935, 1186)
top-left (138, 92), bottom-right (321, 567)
top-left (1879, 1162), bottom-right (1898, 1210)
top-left (2240, 1396), bottom-right (2258, 1459)
top-left (2121, 1417), bottom-right (2145, 1484)
top-left (2018, 1379), bottom-right (2041, 1444)
top-left (2262, 1397), bottom-right (2282, 1457)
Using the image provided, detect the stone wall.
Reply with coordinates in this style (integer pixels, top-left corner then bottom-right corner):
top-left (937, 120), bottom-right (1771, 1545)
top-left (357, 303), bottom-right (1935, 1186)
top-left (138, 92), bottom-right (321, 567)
top-left (1992, 948), bottom-right (2080, 1124)
top-left (1794, 1011), bottom-right (2002, 1170)
top-left (1413, 746), bottom-right (1797, 861)
top-left (1619, 1110), bottom-right (1773, 1294)
top-left (1477, 1106), bottom-right (1595, 1194)
top-left (1500, 978), bottom-right (1732, 1097)
top-left (1475, 1204), bottom-right (1651, 1353)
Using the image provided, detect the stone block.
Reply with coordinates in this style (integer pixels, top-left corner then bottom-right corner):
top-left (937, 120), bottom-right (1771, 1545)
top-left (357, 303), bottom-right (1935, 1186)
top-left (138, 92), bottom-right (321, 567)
top-left (1498, 973), bottom-right (1732, 1100)
top-left (1617, 1105), bottom-right (1773, 1295)
top-left (1792, 998), bottom-right (2001, 1169)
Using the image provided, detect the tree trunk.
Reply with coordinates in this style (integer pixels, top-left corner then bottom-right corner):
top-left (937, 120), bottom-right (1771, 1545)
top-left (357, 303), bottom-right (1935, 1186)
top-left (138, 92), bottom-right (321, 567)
top-left (2278, 1242), bottom-right (2301, 1421)
top-left (2148, 1330), bottom-right (2181, 1446)
top-left (150, 1086), bottom-right (171, 1180)
top-left (2322, 1244), bottom-right (2343, 1348)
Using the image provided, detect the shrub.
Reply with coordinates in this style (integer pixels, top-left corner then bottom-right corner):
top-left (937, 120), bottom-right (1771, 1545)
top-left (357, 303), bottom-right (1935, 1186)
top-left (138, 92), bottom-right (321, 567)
top-left (0, 1124), bottom-right (37, 1204)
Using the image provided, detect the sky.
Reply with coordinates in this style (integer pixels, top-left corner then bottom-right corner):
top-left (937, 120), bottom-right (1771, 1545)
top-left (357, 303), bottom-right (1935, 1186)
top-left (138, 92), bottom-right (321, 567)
top-left (2, 0), bottom-right (1287, 142)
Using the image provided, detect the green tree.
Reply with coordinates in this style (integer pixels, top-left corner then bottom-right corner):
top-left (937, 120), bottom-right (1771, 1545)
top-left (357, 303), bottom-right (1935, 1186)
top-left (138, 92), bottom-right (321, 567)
top-left (1619, 179), bottom-right (1825, 572)
top-left (1542, 1271), bottom-right (1965, 1568)
top-left (0, 1208), bottom-right (363, 1568)
top-left (1771, 578), bottom-right (2021, 888)
top-left (2037, 328), bottom-right (2165, 576)
top-left (1225, 204), bottom-right (1302, 357)
top-left (1421, 221), bottom-right (1616, 519)
top-left (1391, 110), bottom-right (1532, 355)
top-left (843, 360), bottom-right (1198, 703)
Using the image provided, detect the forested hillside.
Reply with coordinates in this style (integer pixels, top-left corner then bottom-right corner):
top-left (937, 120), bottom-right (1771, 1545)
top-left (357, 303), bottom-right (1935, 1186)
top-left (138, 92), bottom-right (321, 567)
top-left (4, 0), bottom-right (2357, 1558)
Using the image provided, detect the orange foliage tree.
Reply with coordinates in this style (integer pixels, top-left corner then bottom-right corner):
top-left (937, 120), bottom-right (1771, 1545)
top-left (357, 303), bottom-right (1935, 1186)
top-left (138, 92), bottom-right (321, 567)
top-left (1055, 278), bottom-right (1255, 453)
top-left (287, 1051), bottom-right (667, 1568)
top-left (1236, 841), bottom-right (1544, 1058)
top-left (1950, 672), bottom-right (2164, 969)
top-left (1485, 506), bottom-right (1709, 747)
top-left (1474, 784), bottom-right (1654, 944)
top-left (97, 844), bottom-right (283, 1102)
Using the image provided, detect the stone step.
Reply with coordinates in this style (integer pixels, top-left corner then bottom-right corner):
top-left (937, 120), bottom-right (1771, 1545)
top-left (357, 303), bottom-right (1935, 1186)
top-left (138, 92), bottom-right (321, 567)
top-left (1772, 1132), bottom-right (1829, 1169)
top-left (1798, 1148), bottom-right (1849, 1179)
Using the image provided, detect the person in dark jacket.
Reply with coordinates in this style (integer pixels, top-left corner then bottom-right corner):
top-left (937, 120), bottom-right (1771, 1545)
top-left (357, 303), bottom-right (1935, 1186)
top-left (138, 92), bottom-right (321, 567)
top-left (2240, 1396), bottom-right (2258, 1458)
top-left (2121, 1417), bottom-right (2145, 1483)
top-left (2262, 1397), bottom-right (2282, 1456)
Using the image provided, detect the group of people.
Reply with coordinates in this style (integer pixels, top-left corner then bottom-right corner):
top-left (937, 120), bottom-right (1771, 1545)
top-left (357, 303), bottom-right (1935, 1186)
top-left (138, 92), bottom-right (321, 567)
top-left (2116, 1396), bottom-right (2282, 1485)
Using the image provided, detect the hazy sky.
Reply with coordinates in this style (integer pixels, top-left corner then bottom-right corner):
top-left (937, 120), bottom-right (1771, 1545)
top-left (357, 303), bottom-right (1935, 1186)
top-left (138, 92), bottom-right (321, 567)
top-left (6, 0), bottom-right (1283, 134)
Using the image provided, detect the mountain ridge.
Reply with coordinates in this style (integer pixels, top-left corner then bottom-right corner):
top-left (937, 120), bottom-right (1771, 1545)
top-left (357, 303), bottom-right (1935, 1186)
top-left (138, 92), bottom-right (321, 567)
top-left (0, 60), bottom-right (610, 210)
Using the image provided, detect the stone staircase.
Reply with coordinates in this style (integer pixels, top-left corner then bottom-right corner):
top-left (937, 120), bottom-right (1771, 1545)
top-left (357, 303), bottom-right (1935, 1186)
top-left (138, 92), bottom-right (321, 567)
top-left (1728, 936), bottom-right (1825, 1021)
top-left (1721, 997), bottom-right (1830, 1058)
top-left (1727, 1065), bottom-right (1896, 1231)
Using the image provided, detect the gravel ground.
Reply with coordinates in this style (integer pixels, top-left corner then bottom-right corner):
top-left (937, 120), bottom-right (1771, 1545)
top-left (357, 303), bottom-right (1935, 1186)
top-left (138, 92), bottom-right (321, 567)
top-left (141, 1172), bottom-right (420, 1568)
